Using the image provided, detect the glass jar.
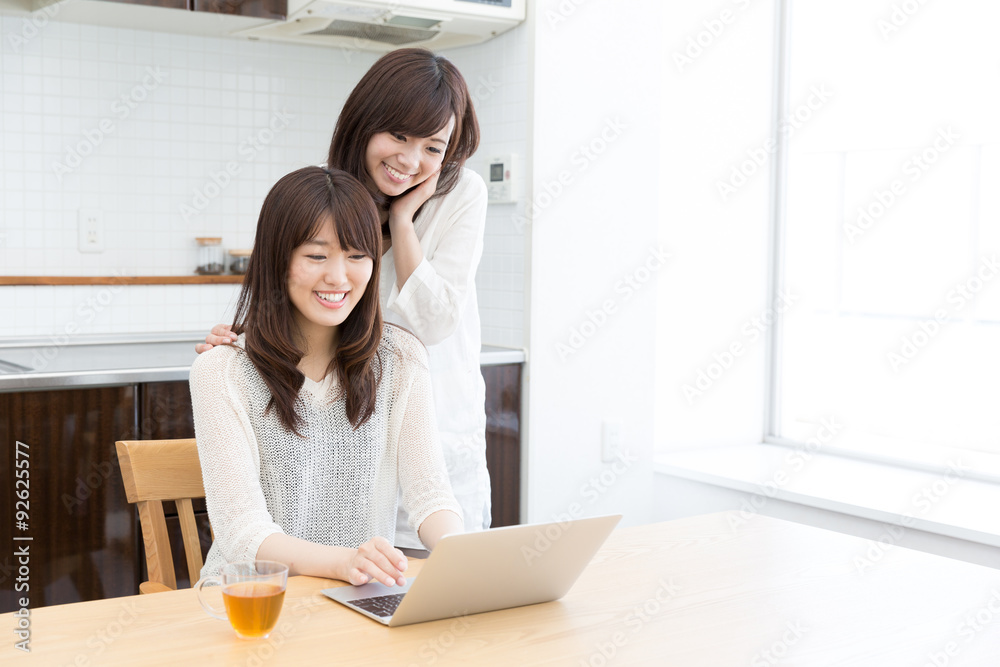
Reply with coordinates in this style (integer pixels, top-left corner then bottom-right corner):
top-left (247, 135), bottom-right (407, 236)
top-left (229, 249), bottom-right (251, 275)
top-left (195, 237), bottom-right (224, 275)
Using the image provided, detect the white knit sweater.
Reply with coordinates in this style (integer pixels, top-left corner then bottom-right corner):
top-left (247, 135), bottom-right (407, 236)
top-left (190, 324), bottom-right (462, 578)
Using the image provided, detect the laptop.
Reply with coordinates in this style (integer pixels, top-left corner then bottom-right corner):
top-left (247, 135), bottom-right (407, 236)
top-left (321, 514), bottom-right (622, 627)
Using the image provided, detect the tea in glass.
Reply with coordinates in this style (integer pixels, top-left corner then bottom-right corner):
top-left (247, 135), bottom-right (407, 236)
top-left (194, 560), bottom-right (289, 639)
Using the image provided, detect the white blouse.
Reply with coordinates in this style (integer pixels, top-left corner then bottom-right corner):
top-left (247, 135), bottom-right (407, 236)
top-left (380, 167), bottom-right (492, 548)
top-left (190, 324), bottom-right (462, 577)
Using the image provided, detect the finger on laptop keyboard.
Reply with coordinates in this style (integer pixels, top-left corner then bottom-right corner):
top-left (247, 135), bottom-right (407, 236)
top-left (355, 537), bottom-right (406, 586)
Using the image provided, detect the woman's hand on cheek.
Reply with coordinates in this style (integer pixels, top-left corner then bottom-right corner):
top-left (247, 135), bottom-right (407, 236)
top-left (389, 167), bottom-right (441, 227)
top-left (346, 536), bottom-right (408, 587)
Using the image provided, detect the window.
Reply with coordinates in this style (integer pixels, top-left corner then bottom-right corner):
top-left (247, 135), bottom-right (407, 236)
top-left (770, 0), bottom-right (1000, 474)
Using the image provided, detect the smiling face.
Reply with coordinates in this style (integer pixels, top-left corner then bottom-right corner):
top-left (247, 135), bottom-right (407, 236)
top-left (364, 116), bottom-right (455, 197)
top-left (287, 213), bottom-right (374, 343)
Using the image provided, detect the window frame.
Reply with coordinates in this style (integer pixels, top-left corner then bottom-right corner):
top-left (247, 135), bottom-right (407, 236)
top-left (760, 0), bottom-right (1000, 485)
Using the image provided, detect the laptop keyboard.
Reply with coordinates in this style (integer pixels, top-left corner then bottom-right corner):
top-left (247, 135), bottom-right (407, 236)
top-left (349, 593), bottom-right (406, 618)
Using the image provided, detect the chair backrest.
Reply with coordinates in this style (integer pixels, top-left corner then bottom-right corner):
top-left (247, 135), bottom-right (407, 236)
top-left (115, 438), bottom-right (207, 591)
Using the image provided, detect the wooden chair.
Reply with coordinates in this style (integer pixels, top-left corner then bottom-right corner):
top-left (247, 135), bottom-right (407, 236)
top-left (115, 438), bottom-right (208, 594)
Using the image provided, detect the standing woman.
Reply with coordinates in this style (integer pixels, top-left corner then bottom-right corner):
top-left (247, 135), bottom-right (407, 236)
top-left (200, 49), bottom-right (491, 550)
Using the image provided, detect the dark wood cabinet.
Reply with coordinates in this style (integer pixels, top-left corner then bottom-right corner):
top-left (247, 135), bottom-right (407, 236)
top-left (111, 0), bottom-right (188, 8)
top-left (137, 381), bottom-right (196, 441)
top-left (94, 0), bottom-right (286, 18)
top-left (0, 380), bottom-right (209, 613)
top-left (0, 386), bottom-right (140, 614)
top-left (192, 0), bottom-right (286, 19)
top-left (483, 364), bottom-right (522, 528)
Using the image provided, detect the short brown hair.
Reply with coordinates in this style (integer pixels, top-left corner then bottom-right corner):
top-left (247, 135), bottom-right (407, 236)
top-left (327, 48), bottom-right (480, 211)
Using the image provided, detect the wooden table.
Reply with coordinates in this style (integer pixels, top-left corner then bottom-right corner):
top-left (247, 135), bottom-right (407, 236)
top-left (4, 512), bottom-right (1000, 665)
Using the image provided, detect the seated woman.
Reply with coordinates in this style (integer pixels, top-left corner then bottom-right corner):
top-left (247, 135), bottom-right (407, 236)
top-left (190, 166), bottom-right (463, 588)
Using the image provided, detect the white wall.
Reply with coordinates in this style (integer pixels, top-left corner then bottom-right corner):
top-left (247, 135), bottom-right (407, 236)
top-left (523, 0), bottom-right (780, 526)
top-left (524, 0), bottom-right (667, 527)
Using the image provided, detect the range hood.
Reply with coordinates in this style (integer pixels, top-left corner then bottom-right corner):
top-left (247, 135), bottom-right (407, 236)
top-left (234, 0), bottom-right (525, 51)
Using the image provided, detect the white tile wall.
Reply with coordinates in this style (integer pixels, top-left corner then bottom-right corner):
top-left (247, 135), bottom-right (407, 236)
top-left (0, 284), bottom-right (242, 337)
top-left (442, 25), bottom-right (530, 349)
top-left (0, 19), bottom-right (378, 276)
top-left (0, 13), bottom-right (528, 343)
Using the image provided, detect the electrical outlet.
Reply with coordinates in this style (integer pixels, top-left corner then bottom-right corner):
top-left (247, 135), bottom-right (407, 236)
top-left (601, 420), bottom-right (623, 463)
top-left (78, 209), bottom-right (104, 253)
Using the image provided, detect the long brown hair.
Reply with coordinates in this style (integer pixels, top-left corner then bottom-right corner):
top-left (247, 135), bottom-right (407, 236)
top-left (231, 167), bottom-right (383, 432)
top-left (327, 47), bottom-right (480, 213)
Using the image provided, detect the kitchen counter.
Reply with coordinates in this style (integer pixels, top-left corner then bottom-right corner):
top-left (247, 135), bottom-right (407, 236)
top-left (0, 332), bottom-right (525, 392)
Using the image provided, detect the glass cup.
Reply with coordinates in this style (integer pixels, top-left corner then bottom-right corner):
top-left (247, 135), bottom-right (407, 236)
top-left (194, 561), bottom-right (288, 639)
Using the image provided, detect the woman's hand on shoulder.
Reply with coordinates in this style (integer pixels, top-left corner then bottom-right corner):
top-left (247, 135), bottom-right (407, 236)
top-left (345, 537), bottom-right (408, 587)
top-left (194, 324), bottom-right (238, 354)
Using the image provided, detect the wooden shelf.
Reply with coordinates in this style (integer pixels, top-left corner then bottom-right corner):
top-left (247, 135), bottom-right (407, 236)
top-left (0, 276), bottom-right (244, 286)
